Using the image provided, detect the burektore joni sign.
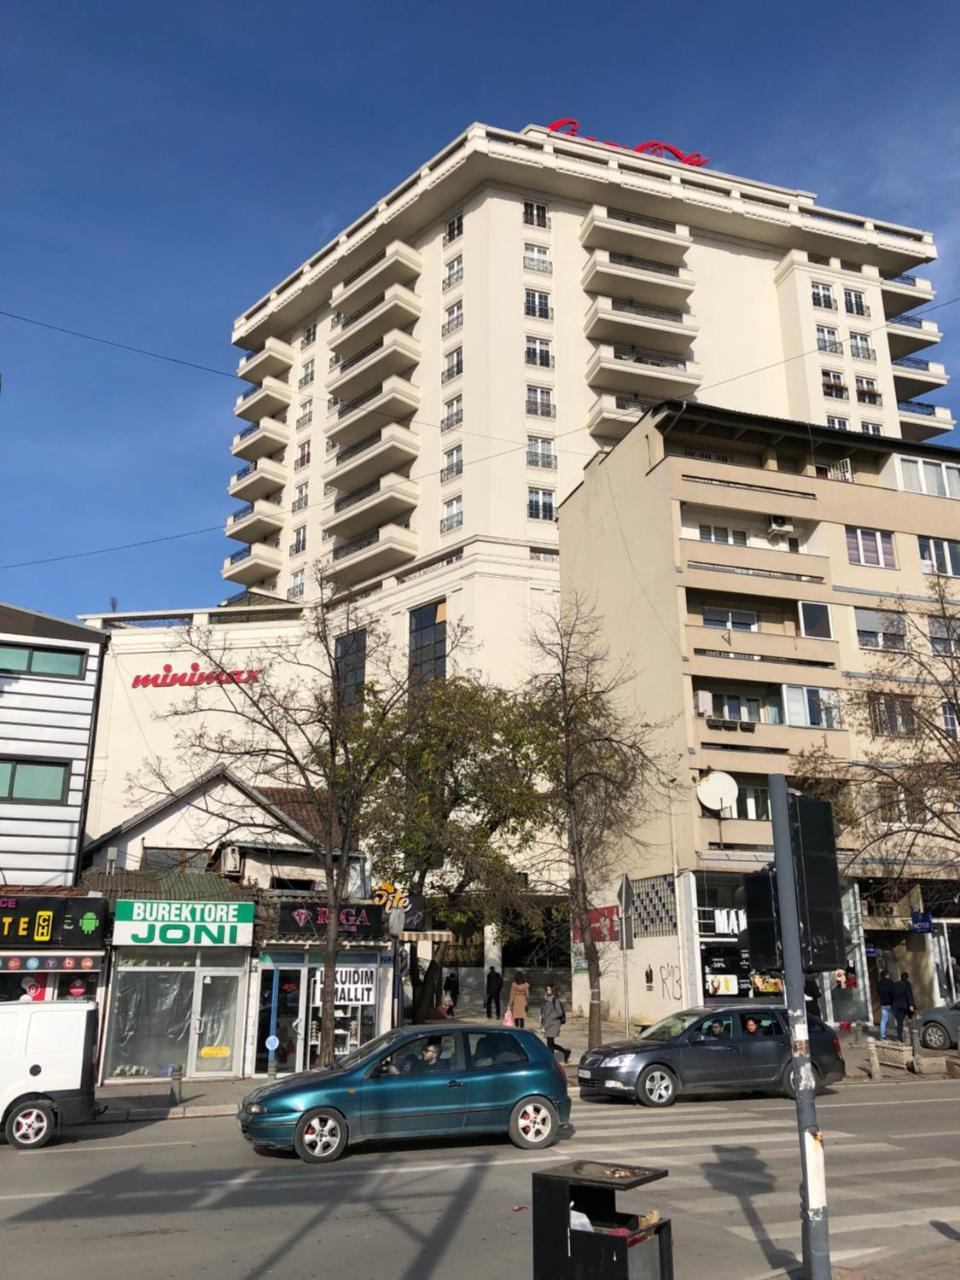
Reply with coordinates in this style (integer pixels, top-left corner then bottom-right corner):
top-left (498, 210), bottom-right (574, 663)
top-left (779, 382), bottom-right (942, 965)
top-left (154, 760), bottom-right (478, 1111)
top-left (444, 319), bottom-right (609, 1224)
top-left (113, 900), bottom-right (256, 947)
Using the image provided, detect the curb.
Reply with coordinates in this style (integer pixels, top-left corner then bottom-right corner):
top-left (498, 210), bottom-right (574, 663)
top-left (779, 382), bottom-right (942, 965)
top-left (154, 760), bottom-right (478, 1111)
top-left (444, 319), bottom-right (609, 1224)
top-left (98, 1103), bottom-right (239, 1124)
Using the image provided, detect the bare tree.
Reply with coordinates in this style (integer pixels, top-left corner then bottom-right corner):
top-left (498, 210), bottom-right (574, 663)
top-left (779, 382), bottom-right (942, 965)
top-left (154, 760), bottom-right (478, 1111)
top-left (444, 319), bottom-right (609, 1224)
top-left (523, 596), bottom-right (672, 1049)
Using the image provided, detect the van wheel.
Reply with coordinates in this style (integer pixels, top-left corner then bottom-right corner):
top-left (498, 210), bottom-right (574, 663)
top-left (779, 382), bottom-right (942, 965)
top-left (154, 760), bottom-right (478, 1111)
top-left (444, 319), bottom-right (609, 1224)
top-left (5, 1100), bottom-right (55, 1150)
top-left (294, 1108), bottom-right (348, 1164)
top-left (509, 1096), bottom-right (559, 1149)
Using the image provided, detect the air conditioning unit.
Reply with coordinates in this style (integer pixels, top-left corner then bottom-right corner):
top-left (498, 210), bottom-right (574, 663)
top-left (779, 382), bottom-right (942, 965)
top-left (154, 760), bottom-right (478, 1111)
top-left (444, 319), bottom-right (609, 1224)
top-left (222, 846), bottom-right (242, 875)
top-left (767, 515), bottom-right (795, 538)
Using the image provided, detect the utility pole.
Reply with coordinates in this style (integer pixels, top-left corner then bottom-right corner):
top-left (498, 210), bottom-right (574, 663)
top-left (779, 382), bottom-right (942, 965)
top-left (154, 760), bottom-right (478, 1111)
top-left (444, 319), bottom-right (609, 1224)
top-left (769, 774), bottom-right (831, 1280)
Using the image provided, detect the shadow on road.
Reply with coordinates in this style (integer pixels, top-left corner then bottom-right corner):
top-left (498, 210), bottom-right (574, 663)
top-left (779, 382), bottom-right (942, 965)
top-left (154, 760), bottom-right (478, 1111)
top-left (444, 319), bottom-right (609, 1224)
top-left (931, 1219), bottom-right (960, 1243)
top-left (701, 1143), bottom-right (800, 1275)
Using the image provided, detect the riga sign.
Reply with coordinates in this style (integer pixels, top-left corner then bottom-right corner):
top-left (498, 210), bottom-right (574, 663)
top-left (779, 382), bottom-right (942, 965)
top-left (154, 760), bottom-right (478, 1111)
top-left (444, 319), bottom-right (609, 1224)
top-left (130, 663), bottom-right (261, 689)
top-left (547, 118), bottom-right (709, 168)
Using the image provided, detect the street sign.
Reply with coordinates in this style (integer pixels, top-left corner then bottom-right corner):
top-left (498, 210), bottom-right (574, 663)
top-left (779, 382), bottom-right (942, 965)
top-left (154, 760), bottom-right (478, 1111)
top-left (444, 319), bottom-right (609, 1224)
top-left (911, 911), bottom-right (933, 934)
top-left (616, 873), bottom-right (635, 914)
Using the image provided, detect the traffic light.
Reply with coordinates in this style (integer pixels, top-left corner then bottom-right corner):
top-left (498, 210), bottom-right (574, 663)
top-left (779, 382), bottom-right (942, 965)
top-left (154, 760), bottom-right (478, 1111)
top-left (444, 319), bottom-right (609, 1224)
top-left (744, 869), bottom-right (780, 971)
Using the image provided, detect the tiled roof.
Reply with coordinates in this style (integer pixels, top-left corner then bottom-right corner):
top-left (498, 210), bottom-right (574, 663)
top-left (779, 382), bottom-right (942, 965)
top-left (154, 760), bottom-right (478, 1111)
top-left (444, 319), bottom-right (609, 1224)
top-left (256, 787), bottom-right (340, 844)
top-left (80, 869), bottom-right (254, 904)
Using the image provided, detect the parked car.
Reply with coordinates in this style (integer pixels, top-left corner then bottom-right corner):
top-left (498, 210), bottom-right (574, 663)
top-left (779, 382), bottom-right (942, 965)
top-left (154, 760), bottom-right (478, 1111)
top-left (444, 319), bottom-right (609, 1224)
top-left (238, 1024), bottom-right (570, 1163)
top-left (578, 1005), bottom-right (845, 1107)
top-left (913, 1000), bottom-right (960, 1050)
top-left (1, 1002), bottom-right (98, 1150)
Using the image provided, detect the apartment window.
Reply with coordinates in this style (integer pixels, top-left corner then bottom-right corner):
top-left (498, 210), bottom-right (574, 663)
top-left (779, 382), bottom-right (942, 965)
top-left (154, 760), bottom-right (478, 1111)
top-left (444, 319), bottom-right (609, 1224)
top-left (845, 288), bottom-right (869, 317)
top-left (816, 325), bottom-right (841, 354)
top-left (295, 440), bottom-right (311, 470)
top-left (301, 322), bottom-right (317, 349)
top-left (861, 422), bottom-right (882, 436)
top-left (292, 482), bottom-right (309, 513)
top-left (287, 569), bottom-right (305, 600)
top-left (785, 686), bottom-right (843, 730)
top-left (444, 213), bottom-right (463, 245)
top-left (409, 600), bottom-right (447, 683)
top-left (930, 617), bottom-right (960, 655)
top-left (443, 255), bottom-right (463, 289)
top-left (526, 385), bottom-right (555, 417)
top-left (822, 369), bottom-right (847, 399)
top-left (919, 535), bottom-right (960, 577)
top-left (525, 336), bottom-right (553, 368)
top-left (849, 331), bottom-right (875, 360)
top-left (719, 779), bottom-right (770, 822)
top-left (815, 457), bottom-right (853, 483)
top-left (291, 526), bottom-right (307, 555)
top-left (699, 524), bottom-right (748, 547)
top-left (523, 243), bottom-right (552, 273)
top-left (710, 691), bottom-right (763, 723)
top-left (441, 395), bottom-right (463, 432)
top-left (901, 457), bottom-right (960, 499)
top-left (441, 445), bottom-right (463, 482)
top-left (846, 526), bottom-right (896, 568)
top-left (441, 347), bottom-right (463, 385)
top-left (944, 702), bottom-right (959, 741)
top-left (524, 289), bottom-right (552, 320)
top-left (703, 607), bottom-right (757, 632)
top-left (855, 608), bottom-right (907, 651)
top-left (0, 644), bottom-right (85, 679)
top-left (297, 401), bottom-right (313, 428)
top-left (441, 495), bottom-right (463, 533)
top-left (523, 200), bottom-right (549, 228)
top-left (877, 784), bottom-right (924, 826)
top-left (799, 601), bottom-right (832, 639)
top-left (528, 487), bottom-right (555, 521)
top-left (811, 281), bottom-right (835, 310)
top-left (527, 436), bottom-right (557, 469)
top-left (825, 416), bottom-right (849, 432)
top-left (855, 376), bottom-right (881, 406)
top-left (868, 692), bottom-right (916, 737)
top-left (0, 758), bottom-right (71, 805)
top-left (298, 358), bottom-right (315, 390)
top-left (531, 547), bottom-right (560, 563)
top-left (684, 448), bottom-right (731, 464)
top-left (335, 628), bottom-right (367, 710)
top-left (442, 300), bottom-right (463, 337)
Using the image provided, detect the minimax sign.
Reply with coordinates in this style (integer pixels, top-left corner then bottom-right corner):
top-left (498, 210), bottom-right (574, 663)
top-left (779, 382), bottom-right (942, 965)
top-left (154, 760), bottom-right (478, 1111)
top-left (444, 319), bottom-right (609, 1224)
top-left (547, 118), bottom-right (709, 168)
top-left (113, 899), bottom-right (255, 946)
top-left (130, 663), bottom-right (261, 690)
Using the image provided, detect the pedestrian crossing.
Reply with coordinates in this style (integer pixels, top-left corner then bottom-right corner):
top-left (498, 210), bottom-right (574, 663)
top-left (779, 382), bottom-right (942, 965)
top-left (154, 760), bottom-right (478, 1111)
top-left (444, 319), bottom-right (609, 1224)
top-left (558, 1095), bottom-right (960, 1271)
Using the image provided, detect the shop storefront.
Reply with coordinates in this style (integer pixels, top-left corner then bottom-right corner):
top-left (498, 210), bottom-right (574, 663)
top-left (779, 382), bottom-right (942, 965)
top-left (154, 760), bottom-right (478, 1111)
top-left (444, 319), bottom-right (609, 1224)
top-left (102, 899), bottom-right (253, 1081)
top-left (247, 898), bottom-right (391, 1075)
top-left (0, 895), bottom-right (107, 1004)
top-left (695, 874), bottom-right (784, 1003)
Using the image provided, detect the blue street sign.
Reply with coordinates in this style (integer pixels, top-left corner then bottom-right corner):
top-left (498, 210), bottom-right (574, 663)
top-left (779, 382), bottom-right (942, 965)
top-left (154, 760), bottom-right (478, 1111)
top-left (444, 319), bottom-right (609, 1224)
top-left (911, 911), bottom-right (933, 934)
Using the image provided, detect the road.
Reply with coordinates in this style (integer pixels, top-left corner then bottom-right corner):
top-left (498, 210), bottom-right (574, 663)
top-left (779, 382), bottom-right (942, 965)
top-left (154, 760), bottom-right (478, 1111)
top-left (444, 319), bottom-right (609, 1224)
top-left (2, 1080), bottom-right (959, 1280)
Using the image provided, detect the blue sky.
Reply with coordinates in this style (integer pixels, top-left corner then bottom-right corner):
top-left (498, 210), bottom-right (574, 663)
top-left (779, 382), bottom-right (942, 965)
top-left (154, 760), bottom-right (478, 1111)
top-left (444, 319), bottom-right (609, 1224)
top-left (2, 1), bottom-right (958, 620)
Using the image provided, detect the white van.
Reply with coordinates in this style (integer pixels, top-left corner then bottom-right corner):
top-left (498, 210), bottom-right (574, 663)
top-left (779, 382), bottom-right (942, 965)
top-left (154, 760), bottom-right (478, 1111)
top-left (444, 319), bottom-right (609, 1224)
top-left (0, 1001), bottom-right (98, 1149)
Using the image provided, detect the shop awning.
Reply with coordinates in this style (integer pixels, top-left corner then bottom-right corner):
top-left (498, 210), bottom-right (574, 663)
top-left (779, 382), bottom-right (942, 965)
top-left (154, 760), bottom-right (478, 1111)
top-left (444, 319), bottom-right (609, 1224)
top-left (399, 929), bottom-right (455, 943)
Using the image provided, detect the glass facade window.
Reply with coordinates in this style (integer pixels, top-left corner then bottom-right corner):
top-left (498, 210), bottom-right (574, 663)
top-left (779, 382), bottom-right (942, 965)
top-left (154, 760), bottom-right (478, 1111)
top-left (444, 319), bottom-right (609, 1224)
top-left (409, 600), bottom-right (447, 684)
top-left (335, 628), bottom-right (367, 711)
top-left (0, 759), bottom-right (70, 804)
top-left (0, 644), bottom-right (85, 678)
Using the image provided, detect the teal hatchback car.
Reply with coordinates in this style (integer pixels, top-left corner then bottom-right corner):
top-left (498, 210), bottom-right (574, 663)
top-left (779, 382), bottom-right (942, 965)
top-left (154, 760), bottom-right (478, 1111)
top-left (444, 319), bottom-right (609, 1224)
top-left (238, 1024), bottom-right (570, 1163)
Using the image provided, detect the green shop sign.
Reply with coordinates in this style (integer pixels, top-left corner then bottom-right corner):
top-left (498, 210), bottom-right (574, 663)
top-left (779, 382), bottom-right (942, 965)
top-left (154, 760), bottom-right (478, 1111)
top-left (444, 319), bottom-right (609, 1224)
top-left (114, 900), bottom-right (255, 947)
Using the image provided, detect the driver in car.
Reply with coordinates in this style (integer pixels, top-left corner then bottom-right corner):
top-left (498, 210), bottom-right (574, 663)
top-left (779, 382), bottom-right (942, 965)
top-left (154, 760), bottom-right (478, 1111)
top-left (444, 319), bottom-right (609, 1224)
top-left (388, 1038), bottom-right (444, 1075)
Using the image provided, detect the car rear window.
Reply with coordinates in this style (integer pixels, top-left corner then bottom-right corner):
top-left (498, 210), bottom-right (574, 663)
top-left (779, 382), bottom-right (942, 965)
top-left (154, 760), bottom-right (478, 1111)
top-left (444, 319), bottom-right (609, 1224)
top-left (467, 1032), bottom-right (528, 1068)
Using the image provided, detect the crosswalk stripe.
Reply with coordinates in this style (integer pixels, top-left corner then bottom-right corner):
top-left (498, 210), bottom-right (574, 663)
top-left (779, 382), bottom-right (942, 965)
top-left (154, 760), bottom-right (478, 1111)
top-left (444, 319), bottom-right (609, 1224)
top-left (567, 1117), bottom-right (801, 1134)
top-left (728, 1203), bottom-right (960, 1240)
top-left (569, 1140), bottom-right (898, 1166)
top-left (657, 1172), bottom-right (960, 1215)
top-left (562, 1128), bottom-right (854, 1152)
top-left (641, 1156), bottom-right (960, 1194)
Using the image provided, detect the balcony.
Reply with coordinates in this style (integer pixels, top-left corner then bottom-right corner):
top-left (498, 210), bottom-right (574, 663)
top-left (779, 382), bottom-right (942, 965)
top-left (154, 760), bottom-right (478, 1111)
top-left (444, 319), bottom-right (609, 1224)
top-left (811, 296), bottom-right (838, 312)
top-left (680, 541), bottom-right (832, 604)
top-left (523, 254), bottom-right (553, 274)
top-left (582, 249), bottom-right (695, 309)
top-left (587, 393), bottom-right (652, 441)
top-left (880, 273), bottom-right (935, 319)
top-left (886, 314), bottom-right (942, 359)
top-left (327, 330), bottom-right (420, 402)
top-left (225, 498), bottom-right (285, 543)
top-left (326, 375), bottom-right (420, 449)
top-left (527, 450), bottom-right (557, 470)
top-left (442, 266), bottom-right (464, 292)
top-left (324, 423), bottom-right (419, 489)
top-left (234, 375), bottom-right (292, 423)
top-left (231, 416), bottom-right (290, 461)
top-left (685, 623), bottom-right (841, 683)
top-left (327, 522), bottom-right (418, 587)
top-left (897, 400), bottom-right (956, 441)
top-left (441, 313), bottom-right (463, 338)
top-left (329, 284), bottom-right (422, 359)
top-left (324, 473), bottom-right (418, 539)
top-left (228, 456), bottom-right (286, 502)
top-left (221, 542), bottom-right (283, 586)
top-left (525, 399), bottom-right (556, 418)
top-left (849, 344), bottom-right (876, 362)
top-left (816, 337), bottom-right (843, 355)
top-left (584, 296), bottom-right (698, 354)
top-left (330, 241), bottom-right (421, 316)
top-left (891, 356), bottom-right (949, 400)
top-left (441, 360), bottom-right (463, 385)
top-left (580, 206), bottom-right (692, 264)
top-left (587, 343), bottom-right (701, 397)
top-left (236, 337), bottom-right (295, 382)
top-left (440, 458), bottom-right (463, 482)
top-left (440, 406), bottom-right (463, 433)
top-left (693, 716), bottom-right (851, 772)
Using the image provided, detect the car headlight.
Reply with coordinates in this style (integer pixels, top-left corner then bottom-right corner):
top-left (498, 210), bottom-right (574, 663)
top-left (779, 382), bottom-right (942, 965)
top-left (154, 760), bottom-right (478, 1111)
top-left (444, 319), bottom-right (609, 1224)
top-left (247, 1103), bottom-right (267, 1114)
top-left (602, 1053), bottom-right (639, 1069)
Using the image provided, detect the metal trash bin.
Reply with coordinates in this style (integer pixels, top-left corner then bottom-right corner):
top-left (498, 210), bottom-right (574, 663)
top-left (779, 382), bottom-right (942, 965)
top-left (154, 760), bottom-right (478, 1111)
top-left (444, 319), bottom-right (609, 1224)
top-left (532, 1160), bottom-right (673, 1279)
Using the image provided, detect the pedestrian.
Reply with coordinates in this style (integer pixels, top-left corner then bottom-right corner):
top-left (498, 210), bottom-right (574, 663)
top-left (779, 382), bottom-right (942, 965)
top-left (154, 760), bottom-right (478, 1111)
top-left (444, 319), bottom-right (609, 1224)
top-left (443, 970), bottom-right (459, 1013)
top-left (892, 971), bottom-right (916, 1042)
top-left (485, 965), bottom-right (503, 1020)
top-left (804, 977), bottom-right (822, 1019)
top-left (540, 983), bottom-right (571, 1061)
top-left (877, 969), bottom-right (895, 1041)
top-left (507, 971), bottom-right (529, 1029)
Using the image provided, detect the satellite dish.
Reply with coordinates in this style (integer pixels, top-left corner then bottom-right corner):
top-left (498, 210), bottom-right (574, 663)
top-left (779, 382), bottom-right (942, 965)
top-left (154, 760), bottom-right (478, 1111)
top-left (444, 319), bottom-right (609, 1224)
top-left (697, 771), bottom-right (739, 812)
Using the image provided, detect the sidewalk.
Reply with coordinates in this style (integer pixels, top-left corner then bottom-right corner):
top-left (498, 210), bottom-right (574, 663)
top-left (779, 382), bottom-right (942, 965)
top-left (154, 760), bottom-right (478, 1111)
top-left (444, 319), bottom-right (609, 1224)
top-left (834, 1240), bottom-right (960, 1280)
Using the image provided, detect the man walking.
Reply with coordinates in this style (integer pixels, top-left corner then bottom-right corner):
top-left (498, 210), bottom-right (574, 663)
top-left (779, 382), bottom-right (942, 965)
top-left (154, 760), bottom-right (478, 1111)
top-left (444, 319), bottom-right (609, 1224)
top-left (892, 970), bottom-right (916, 1043)
top-left (485, 965), bottom-right (503, 1019)
top-left (877, 969), bottom-right (894, 1041)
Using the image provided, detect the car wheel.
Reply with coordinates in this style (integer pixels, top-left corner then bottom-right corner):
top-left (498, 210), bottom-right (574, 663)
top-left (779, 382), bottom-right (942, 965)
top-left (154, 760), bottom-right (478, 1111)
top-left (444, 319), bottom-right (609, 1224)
top-left (921, 1022), bottom-right (951, 1051)
top-left (637, 1066), bottom-right (677, 1108)
top-left (782, 1062), bottom-right (822, 1099)
top-left (5, 1100), bottom-right (55, 1151)
top-left (293, 1108), bottom-right (348, 1164)
top-left (508, 1096), bottom-right (559, 1149)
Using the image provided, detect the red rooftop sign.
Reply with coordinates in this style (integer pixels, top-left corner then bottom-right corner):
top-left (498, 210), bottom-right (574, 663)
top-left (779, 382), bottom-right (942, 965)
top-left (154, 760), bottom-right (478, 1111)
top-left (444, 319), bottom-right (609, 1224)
top-left (547, 118), bottom-right (709, 168)
top-left (131, 663), bottom-right (261, 689)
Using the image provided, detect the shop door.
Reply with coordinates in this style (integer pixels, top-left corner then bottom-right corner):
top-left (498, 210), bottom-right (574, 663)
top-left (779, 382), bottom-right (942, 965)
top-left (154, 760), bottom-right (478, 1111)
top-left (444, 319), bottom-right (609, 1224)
top-left (256, 968), bottom-right (308, 1074)
top-left (191, 972), bottom-right (242, 1076)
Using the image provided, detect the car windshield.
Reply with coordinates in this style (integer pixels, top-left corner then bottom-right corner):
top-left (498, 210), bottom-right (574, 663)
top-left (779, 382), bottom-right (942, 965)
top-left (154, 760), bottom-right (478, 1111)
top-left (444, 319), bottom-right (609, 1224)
top-left (636, 1012), bottom-right (702, 1043)
top-left (333, 1029), bottom-right (407, 1071)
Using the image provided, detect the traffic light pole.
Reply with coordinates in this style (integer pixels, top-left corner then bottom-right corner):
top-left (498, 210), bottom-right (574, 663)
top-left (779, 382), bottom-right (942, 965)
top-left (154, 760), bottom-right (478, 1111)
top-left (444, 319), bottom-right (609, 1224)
top-left (769, 773), bottom-right (831, 1280)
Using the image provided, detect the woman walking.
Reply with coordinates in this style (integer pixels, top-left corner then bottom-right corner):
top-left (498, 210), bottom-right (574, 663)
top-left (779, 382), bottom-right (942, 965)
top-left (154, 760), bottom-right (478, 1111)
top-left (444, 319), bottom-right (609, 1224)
top-left (507, 971), bottom-right (529, 1029)
top-left (540, 983), bottom-right (571, 1062)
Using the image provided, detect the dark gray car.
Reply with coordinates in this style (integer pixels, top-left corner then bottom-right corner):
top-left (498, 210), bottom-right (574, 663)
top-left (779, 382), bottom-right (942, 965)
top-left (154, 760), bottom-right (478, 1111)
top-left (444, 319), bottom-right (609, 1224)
top-left (914, 1001), bottom-right (960, 1049)
top-left (578, 1005), bottom-right (845, 1107)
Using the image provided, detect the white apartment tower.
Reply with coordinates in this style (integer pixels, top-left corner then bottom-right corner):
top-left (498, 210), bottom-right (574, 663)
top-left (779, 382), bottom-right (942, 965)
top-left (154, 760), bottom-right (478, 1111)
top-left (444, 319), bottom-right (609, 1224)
top-left (223, 119), bottom-right (950, 682)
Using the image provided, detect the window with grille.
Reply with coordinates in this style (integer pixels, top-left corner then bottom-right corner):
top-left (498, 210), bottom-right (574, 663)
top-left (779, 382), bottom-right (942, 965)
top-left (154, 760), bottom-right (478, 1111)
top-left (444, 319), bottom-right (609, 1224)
top-left (811, 282), bottom-right (835, 309)
top-left (525, 335), bottom-right (553, 367)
